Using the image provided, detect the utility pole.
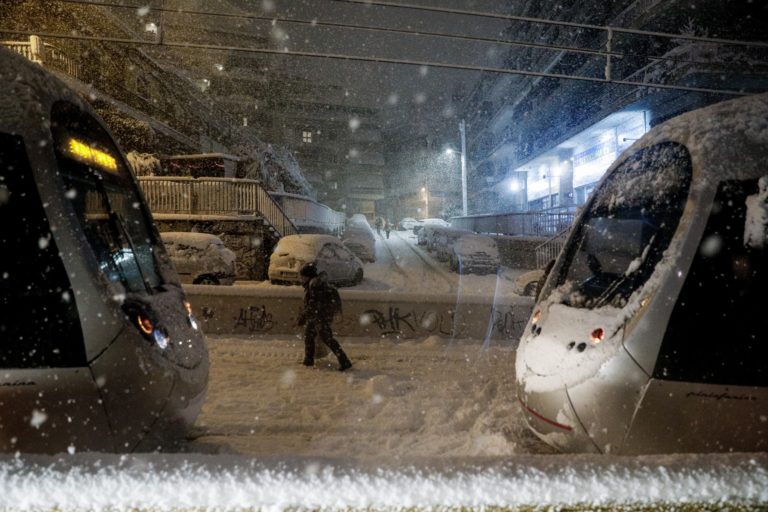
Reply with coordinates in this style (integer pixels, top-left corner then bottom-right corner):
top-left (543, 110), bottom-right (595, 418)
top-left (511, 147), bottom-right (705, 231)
top-left (459, 119), bottom-right (467, 216)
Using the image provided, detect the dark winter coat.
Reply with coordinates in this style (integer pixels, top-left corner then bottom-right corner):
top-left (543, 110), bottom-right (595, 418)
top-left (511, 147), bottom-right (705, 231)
top-left (300, 274), bottom-right (342, 323)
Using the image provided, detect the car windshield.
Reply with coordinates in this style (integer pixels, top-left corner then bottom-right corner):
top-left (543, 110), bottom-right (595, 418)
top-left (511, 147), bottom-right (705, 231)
top-left (2, 1), bottom-right (768, 509)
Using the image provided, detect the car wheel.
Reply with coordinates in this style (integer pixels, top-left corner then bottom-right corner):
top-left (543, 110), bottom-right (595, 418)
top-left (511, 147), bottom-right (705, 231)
top-left (352, 268), bottom-right (364, 285)
top-left (194, 275), bottom-right (220, 285)
top-left (449, 255), bottom-right (458, 272)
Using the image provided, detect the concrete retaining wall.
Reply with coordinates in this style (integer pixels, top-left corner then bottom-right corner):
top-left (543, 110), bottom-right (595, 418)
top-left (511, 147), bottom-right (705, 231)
top-left (185, 285), bottom-right (534, 343)
top-left (495, 235), bottom-right (547, 269)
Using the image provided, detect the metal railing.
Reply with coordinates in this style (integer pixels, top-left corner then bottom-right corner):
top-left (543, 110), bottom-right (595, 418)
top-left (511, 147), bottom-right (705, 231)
top-left (534, 227), bottom-right (570, 269)
top-left (269, 192), bottom-right (346, 236)
top-left (451, 210), bottom-right (575, 238)
top-left (138, 177), bottom-right (298, 237)
top-left (1, 36), bottom-right (80, 78)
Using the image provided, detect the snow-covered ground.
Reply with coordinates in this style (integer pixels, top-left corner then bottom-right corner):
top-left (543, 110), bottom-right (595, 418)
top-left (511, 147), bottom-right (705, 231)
top-left (2, 232), bottom-right (766, 510)
top-left (1, 334), bottom-right (767, 510)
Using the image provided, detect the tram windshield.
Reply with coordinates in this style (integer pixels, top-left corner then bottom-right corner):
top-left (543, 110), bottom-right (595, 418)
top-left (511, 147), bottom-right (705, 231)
top-left (51, 102), bottom-right (161, 294)
top-left (551, 142), bottom-right (692, 309)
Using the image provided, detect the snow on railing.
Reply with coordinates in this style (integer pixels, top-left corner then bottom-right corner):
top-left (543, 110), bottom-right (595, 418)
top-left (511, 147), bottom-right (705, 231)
top-left (138, 177), bottom-right (298, 237)
top-left (451, 210), bottom-right (575, 238)
top-left (269, 191), bottom-right (346, 236)
top-left (1, 36), bottom-right (80, 79)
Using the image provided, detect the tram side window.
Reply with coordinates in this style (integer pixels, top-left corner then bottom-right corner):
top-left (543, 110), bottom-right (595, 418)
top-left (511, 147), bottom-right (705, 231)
top-left (0, 133), bottom-right (86, 368)
top-left (655, 179), bottom-right (767, 387)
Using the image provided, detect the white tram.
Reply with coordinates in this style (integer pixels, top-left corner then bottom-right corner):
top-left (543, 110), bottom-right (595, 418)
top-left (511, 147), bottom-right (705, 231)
top-left (516, 93), bottom-right (768, 454)
top-left (0, 48), bottom-right (209, 453)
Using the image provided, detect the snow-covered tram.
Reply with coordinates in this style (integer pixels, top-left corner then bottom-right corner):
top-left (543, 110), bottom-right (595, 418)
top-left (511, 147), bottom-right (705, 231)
top-left (516, 93), bottom-right (768, 455)
top-left (0, 48), bottom-right (209, 453)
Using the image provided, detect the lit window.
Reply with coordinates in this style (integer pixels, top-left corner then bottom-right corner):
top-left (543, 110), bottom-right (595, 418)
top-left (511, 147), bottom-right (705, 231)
top-left (302, 131), bottom-right (312, 143)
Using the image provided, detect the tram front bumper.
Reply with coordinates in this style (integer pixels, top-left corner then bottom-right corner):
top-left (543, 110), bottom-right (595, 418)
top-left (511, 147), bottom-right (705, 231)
top-left (517, 385), bottom-right (600, 454)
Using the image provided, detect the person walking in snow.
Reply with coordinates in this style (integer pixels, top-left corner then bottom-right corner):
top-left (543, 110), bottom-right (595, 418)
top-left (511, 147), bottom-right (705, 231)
top-left (374, 216), bottom-right (383, 236)
top-left (297, 262), bottom-right (352, 371)
top-left (384, 218), bottom-right (391, 239)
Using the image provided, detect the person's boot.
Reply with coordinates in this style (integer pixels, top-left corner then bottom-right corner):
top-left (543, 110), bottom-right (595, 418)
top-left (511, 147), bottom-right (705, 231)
top-left (303, 343), bottom-right (314, 366)
top-left (336, 351), bottom-right (352, 372)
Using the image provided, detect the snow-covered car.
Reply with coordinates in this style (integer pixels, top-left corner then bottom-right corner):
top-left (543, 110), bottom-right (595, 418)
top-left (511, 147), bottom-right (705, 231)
top-left (417, 220), bottom-right (452, 247)
top-left (342, 214), bottom-right (376, 262)
top-left (412, 217), bottom-right (448, 236)
top-left (514, 268), bottom-right (545, 296)
top-left (160, 232), bottom-right (237, 285)
top-left (398, 217), bottom-right (419, 230)
top-left (448, 234), bottom-right (501, 275)
top-left (269, 234), bottom-right (364, 286)
top-left (430, 226), bottom-right (472, 259)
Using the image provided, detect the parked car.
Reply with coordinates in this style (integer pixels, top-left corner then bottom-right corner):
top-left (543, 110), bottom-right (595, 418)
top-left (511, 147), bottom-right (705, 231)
top-left (269, 234), bottom-right (364, 286)
top-left (432, 227), bottom-right (472, 261)
top-left (448, 234), bottom-right (500, 275)
top-left (160, 232), bottom-right (237, 285)
top-left (514, 268), bottom-right (545, 296)
top-left (398, 217), bottom-right (419, 230)
top-left (417, 220), bottom-right (453, 247)
top-left (413, 217), bottom-right (448, 236)
top-left (342, 214), bottom-right (376, 262)
top-left (514, 259), bottom-right (556, 298)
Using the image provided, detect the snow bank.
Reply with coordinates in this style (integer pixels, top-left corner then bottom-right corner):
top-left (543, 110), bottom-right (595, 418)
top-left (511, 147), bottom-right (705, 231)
top-left (0, 452), bottom-right (765, 510)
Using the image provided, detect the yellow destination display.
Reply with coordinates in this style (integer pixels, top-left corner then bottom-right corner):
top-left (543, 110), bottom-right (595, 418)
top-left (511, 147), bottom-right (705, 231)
top-left (68, 138), bottom-right (118, 172)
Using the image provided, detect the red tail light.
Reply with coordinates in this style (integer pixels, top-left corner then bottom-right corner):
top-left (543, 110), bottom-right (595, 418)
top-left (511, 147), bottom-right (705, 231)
top-left (590, 327), bottom-right (605, 344)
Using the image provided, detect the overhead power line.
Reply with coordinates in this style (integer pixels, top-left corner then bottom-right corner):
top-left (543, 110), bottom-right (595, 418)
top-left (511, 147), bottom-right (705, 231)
top-left (0, 28), bottom-right (756, 97)
top-left (330, 0), bottom-right (768, 49)
top-left (51, 0), bottom-right (617, 59)
top-left (53, 0), bottom-right (768, 71)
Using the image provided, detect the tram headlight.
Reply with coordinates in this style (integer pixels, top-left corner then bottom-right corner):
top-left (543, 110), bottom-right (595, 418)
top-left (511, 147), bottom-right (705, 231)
top-left (152, 328), bottom-right (169, 349)
top-left (184, 300), bottom-right (199, 330)
top-left (529, 309), bottom-right (542, 336)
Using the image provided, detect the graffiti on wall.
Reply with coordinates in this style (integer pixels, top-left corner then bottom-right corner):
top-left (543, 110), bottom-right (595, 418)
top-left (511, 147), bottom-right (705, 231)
top-left (234, 305), bottom-right (274, 333)
top-left (357, 307), bottom-right (455, 336)
top-left (198, 297), bottom-right (529, 340)
top-left (489, 305), bottom-right (528, 340)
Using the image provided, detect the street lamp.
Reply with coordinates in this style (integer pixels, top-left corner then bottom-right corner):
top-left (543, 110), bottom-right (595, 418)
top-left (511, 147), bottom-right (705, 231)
top-left (445, 120), bottom-right (468, 216)
top-left (421, 186), bottom-right (429, 218)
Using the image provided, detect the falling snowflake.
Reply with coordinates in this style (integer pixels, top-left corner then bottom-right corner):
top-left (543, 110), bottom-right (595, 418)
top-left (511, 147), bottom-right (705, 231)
top-left (280, 369), bottom-right (296, 388)
top-left (30, 410), bottom-right (47, 429)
